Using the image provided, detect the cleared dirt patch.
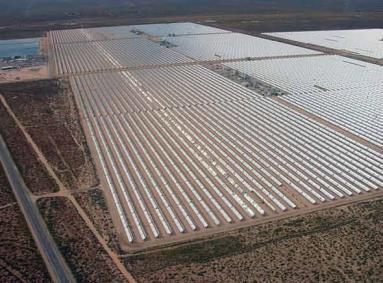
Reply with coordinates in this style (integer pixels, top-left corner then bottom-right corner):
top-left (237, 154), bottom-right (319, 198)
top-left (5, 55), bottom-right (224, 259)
top-left (0, 102), bottom-right (58, 195)
top-left (37, 197), bottom-right (126, 282)
top-left (0, 65), bottom-right (48, 84)
top-left (125, 197), bottom-right (383, 282)
top-left (0, 79), bottom-right (98, 191)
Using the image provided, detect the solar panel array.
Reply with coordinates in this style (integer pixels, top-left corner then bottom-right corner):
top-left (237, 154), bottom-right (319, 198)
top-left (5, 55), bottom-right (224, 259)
top-left (225, 55), bottom-right (383, 146)
top-left (225, 55), bottom-right (383, 94)
top-left (50, 26), bottom-right (321, 76)
top-left (71, 66), bottom-right (383, 244)
top-left (47, 24), bottom-right (383, 248)
top-left (51, 37), bottom-right (192, 75)
top-left (284, 87), bottom-right (383, 146)
top-left (267, 29), bottom-right (383, 59)
top-left (166, 33), bottom-right (321, 61)
top-left (73, 65), bottom-right (256, 115)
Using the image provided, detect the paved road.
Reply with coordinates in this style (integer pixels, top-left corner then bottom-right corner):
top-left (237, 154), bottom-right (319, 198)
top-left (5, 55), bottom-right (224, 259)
top-left (0, 134), bottom-right (76, 283)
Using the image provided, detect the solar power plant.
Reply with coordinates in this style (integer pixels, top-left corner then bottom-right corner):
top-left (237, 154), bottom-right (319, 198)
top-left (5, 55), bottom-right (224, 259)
top-left (166, 33), bottom-right (321, 61)
top-left (267, 29), bottom-right (383, 59)
top-left (225, 56), bottom-right (383, 146)
top-left (47, 23), bottom-right (383, 249)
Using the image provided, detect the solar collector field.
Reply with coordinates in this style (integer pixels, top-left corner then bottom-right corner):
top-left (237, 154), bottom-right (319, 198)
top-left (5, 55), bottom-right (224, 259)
top-left (166, 33), bottom-right (321, 61)
top-left (283, 87), bottom-right (383, 146)
top-left (74, 65), bottom-right (256, 115)
top-left (225, 56), bottom-right (383, 146)
top-left (225, 55), bottom-right (383, 94)
top-left (48, 24), bottom-right (383, 249)
top-left (267, 29), bottom-right (383, 59)
top-left (51, 37), bottom-right (193, 75)
top-left (71, 64), bottom-right (383, 246)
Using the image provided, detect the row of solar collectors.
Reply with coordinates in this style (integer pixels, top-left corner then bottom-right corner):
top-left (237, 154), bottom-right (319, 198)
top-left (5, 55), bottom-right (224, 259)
top-left (224, 56), bottom-right (383, 146)
top-left (48, 22), bottom-right (231, 45)
top-left (73, 65), bottom-right (257, 116)
top-left (267, 29), bottom-right (383, 59)
top-left (51, 37), bottom-right (193, 75)
top-left (70, 65), bottom-right (383, 243)
top-left (166, 33), bottom-right (321, 61)
top-left (225, 55), bottom-right (383, 95)
top-left (284, 87), bottom-right (383, 146)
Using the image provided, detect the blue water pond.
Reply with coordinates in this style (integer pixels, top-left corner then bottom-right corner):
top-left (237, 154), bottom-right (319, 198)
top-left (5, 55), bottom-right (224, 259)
top-left (0, 38), bottom-right (40, 58)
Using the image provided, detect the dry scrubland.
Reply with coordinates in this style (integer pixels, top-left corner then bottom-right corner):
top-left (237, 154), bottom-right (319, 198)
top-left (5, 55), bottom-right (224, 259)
top-left (126, 198), bottom-right (383, 282)
top-left (0, 78), bottom-right (121, 280)
top-left (0, 165), bottom-right (51, 282)
top-left (0, 206), bottom-right (51, 282)
top-left (0, 79), bottom-right (98, 191)
top-left (74, 188), bottom-right (122, 253)
top-left (0, 98), bottom-right (58, 195)
top-left (37, 197), bottom-right (125, 282)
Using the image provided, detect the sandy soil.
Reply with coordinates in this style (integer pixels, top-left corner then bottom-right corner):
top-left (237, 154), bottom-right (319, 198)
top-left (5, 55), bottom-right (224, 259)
top-left (0, 65), bottom-right (48, 84)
